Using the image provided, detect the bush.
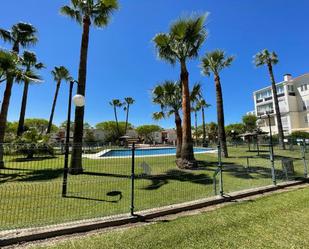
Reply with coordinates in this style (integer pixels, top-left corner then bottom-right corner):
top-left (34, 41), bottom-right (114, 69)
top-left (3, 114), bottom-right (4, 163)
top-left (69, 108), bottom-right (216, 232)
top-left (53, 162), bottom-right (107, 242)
top-left (13, 128), bottom-right (54, 158)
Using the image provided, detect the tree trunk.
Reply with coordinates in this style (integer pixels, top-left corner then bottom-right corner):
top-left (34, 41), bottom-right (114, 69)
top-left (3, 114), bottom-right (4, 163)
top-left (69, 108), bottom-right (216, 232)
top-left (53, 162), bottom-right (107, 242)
top-left (195, 110), bottom-right (198, 146)
top-left (174, 111), bottom-right (182, 159)
top-left (268, 63), bottom-right (285, 150)
top-left (215, 73), bottom-right (228, 157)
top-left (0, 75), bottom-right (14, 168)
top-left (70, 16), bottom-right (91, 174)
top-left (202, 107), bottom-right (206, 145)
top-left (47, 81), bottom-right (61, 134)
top-left (177, 60), bottom-right (195, 168)
top-left (125, 104), bottom-right (130, 134)
top-left (17, 80), bottom-right (29, 136)
top-left (114, 106), bottom-right (120, 137)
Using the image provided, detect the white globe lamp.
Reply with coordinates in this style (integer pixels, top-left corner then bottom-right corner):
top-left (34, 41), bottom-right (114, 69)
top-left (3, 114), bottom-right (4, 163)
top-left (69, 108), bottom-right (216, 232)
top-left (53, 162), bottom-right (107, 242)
top-left (72, 94), bottom-right (85, 107)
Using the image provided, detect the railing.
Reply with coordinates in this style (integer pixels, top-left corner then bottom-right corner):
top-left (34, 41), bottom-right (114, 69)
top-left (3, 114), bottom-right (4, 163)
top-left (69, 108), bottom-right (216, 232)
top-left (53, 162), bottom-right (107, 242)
top-left (0, 142), bottom-right (307, 231)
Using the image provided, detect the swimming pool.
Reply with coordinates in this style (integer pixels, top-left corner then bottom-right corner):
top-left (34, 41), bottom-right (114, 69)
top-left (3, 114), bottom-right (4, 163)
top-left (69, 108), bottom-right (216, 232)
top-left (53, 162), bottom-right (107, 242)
top-left (100, 147), bottom-right (214, 158)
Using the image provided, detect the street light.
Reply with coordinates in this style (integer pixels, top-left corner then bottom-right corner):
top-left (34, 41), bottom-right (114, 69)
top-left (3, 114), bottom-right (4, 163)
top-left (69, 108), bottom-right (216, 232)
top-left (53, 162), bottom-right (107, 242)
top-left (62, 80), bottom-right (85, 197)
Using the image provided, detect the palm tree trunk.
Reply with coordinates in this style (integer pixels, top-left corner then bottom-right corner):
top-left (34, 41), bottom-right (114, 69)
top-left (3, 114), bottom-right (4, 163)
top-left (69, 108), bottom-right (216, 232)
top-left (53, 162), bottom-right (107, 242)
top-left (70, 16), bottom-right (91, 174)
top-left (0, 75), bottom-right (14, 168)
top-left (202, 107), bottom-right (206, 145)
top-left (215, 73), bottom-right (228, 157)
top-left (175, 111), bottom-right (182, 159)
top-left (268, 63), bottom-right (285, 150)
top-left (47, 81), bottom-right (61, 134)
top-left (178, 60), bottom-right (195, 167)
top-left (195, 110), bottom-right (198, 146)
top-left (17, 80), bottom-right (29, 136)
top-left (125, 104), bottom-right (129, 134)
top-left (114, 106), bottom-right (120, 137)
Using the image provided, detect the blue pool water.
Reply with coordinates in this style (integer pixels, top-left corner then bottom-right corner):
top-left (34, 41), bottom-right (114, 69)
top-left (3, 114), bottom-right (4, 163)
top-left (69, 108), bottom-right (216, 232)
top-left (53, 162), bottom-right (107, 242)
top-left (101, 147), bottom-right (213, 157)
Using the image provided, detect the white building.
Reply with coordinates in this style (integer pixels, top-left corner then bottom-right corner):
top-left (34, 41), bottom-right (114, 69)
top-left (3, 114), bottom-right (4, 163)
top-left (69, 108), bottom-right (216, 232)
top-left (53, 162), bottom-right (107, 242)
top-left (253, 73), bottom-right (309, 135)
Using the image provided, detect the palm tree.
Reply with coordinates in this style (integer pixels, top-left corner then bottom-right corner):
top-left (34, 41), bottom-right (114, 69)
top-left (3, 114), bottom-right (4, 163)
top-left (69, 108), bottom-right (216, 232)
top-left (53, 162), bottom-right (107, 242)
top-left (109, 99), bottom-right (122, 137)
top-left (197, 98), bottom-right (211, 146)
top-left (190, 83), bottom-right (202, 146)
top-left (47, 66), bottom-right (72, 134)
top-left (61, 0), bottom-right (119, 174)
top-left (0, 23), bottom-right (38, 168)
top-left (201, 50), bottom-right (234, 158)
top-left (254, 49), bottom-right (285, 150)
top-left (152, 81), bottom-right (182, 158)
top-left (153, 15), bottom-right (207, 168)
top-left (0, 23), bottom-right (37, 54)
top-left (123, 97), bottom-right (135, 134)
top-left (17, 51), bottom-right (44, 136)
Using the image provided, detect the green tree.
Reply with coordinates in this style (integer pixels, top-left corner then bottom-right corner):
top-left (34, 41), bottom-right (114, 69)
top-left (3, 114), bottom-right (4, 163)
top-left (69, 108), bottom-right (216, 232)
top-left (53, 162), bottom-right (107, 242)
top-left (225, 123), bottom-right (245, 138)
top-left (124, 97), bottom-right (135, 134)
top-left (136, 125), bottom-right (162, 144)
top-left (205, 122), bottom-right (218, 144)
top-left (24, 118), bottom-right (58, 134)
top-left (201, 50), bottom-right (234, 157)
top-left (190, 83), bottom-right (203, 146)
top-left (153, 14), bottom-right (207, 168)
top-left (96, 121), bottom-right (131, 143)
top-left (61, 0), bottom-right (119, 174)
top-left (254, 49), bottom-right (285, 149)
top-left (197, 98), bottom-right (211, 145)
top-left (242, 114), bottom-right (257, 132)
top-left (17, 51), bottom-right (44, 136)
top-left (47, 66), bottom-right (72, 134)
top-left (152, 81), bottom-right (182, 158)
top-left (0, 22), bottom-right (38, 168)
top-left (14, 128), bottom-right (53, 159)
top-left (109, 99), bottom-right (123, 136)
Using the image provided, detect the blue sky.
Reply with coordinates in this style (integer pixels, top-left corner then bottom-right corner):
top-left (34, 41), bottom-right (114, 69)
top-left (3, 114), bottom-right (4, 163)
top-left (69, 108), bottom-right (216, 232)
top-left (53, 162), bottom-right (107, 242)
top-left (1, 0), bottom-right (309, 128)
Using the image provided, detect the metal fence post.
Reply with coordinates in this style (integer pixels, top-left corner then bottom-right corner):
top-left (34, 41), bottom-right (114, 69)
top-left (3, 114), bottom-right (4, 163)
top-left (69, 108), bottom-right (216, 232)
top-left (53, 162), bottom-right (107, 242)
top-left (130, 142), bottom-right (135, 216)
top-left (269, 141), bottom-right (276, 186)
top-left (213, 143), bottom-right (224, 196)
top-left (302, 140), bottom-right (308, 178)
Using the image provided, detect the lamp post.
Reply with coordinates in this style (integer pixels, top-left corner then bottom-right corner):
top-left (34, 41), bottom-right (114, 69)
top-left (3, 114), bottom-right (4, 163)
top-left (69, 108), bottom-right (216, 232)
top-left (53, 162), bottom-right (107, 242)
top-left (62, 80), bottom-right (85, 197)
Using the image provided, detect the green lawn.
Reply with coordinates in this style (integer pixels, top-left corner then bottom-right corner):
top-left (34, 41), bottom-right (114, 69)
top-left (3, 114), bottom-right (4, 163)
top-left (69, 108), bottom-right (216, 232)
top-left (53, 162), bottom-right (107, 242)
top-left (0, 145), bottom-right (307, 230)
top-left (34, 186), bottom-right (309, 249)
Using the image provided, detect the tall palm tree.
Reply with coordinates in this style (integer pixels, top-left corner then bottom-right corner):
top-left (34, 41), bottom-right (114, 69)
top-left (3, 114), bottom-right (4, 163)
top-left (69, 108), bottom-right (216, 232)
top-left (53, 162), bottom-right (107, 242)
top-left (109, 99), bottom-right (122, 137)
top-left (123, 97), bottom-right (135, 134)
top-left (47, 66), bottom-right (72, 134)
top-left (61, 0), bottom-right (119, 174)
top-left (201, 50), bottom-right (234, 158)
top-left (254, 49), bottom-right (285, 150)
top-left (0, 23), bottom-right (38, 168)
top-left (153, 14), bottom-right (207, 168)
top-left (190, 83), bottom-right (202, 146)
top-left (197, 98), bottom-right (211, 146)
top-left (152, 81), bottom-right (182, 159)
top-left (17, 51), bottom-right (44, 136)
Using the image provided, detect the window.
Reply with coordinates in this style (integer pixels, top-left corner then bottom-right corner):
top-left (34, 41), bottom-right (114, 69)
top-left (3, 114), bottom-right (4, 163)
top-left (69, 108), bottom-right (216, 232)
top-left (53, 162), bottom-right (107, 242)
top-left (301, 84), bottom-right (308, 92)
top-left (288, 85), bottom-right (294, 92)
top-left (257, 103), bottom-right (274, 115)
top-left (305, 115), bottom-right (309, 124)
top-left (277, 85), bottom-right (284, 94)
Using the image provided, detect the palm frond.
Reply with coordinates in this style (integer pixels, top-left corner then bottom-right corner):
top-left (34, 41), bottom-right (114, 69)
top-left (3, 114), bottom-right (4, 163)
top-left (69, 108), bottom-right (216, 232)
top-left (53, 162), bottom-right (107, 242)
top-left (60, 5), bottom-right (82, 24)
top-left (153, 33), bottom-right (177, 65)
top-left (152, 111), bottom-right (165, 121)
top-left (0, 29), bottom-right (13, 43)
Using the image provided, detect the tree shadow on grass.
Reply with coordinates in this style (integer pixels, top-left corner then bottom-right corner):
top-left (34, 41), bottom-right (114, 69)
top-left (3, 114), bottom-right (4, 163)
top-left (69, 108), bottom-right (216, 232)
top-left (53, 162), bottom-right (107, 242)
top-left (0, 168), bottom-right (63, 184)
top-left (10, 156), bottom-right (57, 162)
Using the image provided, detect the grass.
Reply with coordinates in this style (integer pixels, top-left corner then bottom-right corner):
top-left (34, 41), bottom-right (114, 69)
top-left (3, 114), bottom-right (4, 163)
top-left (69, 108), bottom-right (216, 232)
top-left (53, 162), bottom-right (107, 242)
top-left (33, 186), bottom-right (309, 249)
top-left (0, 145), bottom-right (307, 230)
